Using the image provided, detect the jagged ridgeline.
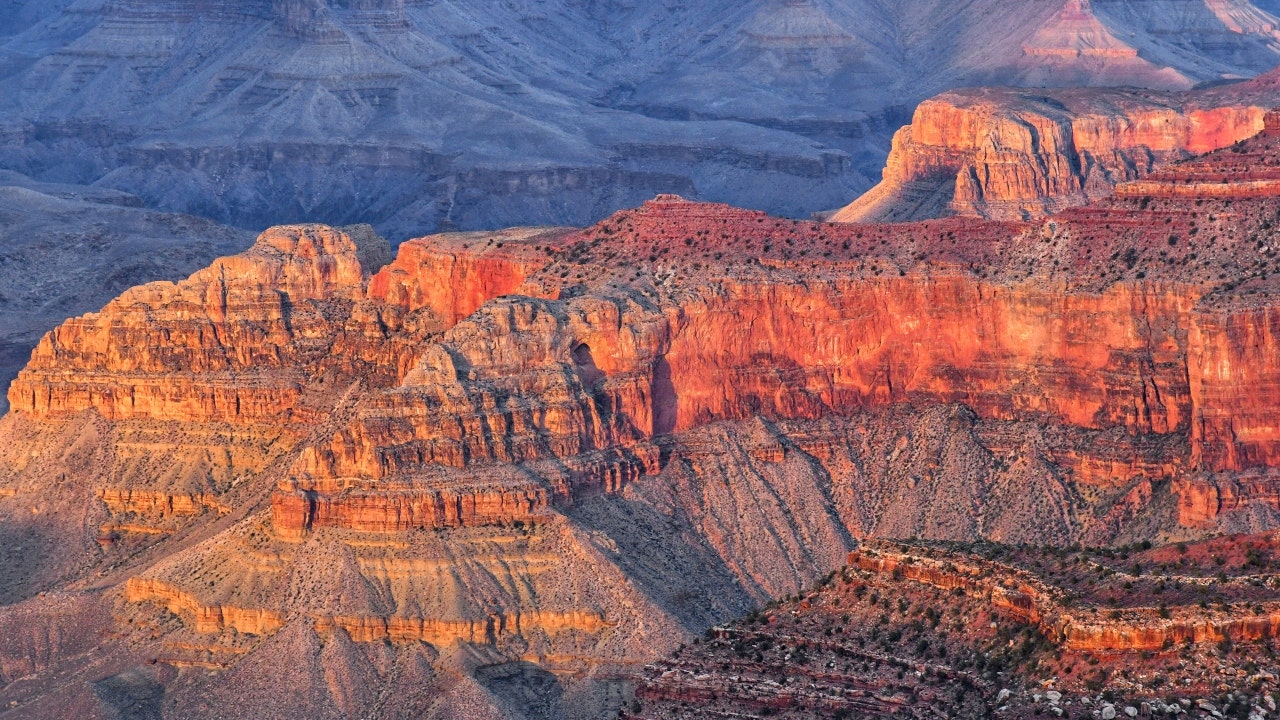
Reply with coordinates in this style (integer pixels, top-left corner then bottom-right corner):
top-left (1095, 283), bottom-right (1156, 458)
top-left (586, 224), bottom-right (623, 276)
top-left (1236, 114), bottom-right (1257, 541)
top-left (10, 119), bottom-right (1280, 715)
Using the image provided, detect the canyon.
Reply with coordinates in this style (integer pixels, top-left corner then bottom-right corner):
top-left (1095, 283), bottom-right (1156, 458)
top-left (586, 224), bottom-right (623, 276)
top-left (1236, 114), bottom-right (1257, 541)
top-left (6, 0), bottom-right (1280, 237)
top-left (13, 0), bottom-right (1280, 441)
top-left (14, 3), bottom-right (1280, 719)
top-left (8, 116), bottom-right (1280, 716)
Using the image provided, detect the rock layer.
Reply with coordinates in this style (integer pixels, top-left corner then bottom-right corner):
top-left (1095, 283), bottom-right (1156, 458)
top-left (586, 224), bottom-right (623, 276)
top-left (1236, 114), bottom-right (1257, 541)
top-left (7, 224), bottom-right (379, 423)
top-left (279, 194), bottom-right (1280, 541)
top-left (850, 544), bottom-right (1280, 652)
top-left (636, 536), bottom-right (1280, 719)
top-left (833, 76), bottom-right (1280, 224)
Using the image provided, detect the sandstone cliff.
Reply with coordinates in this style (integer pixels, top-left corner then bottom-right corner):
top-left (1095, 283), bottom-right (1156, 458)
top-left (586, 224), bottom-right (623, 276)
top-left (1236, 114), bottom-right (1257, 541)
top-left (833, 76), bottom-right (1280, 224)
top-left (276, 189), bottom-right (1280, 547)
top-left (8, 224), bottom-right (380, 423)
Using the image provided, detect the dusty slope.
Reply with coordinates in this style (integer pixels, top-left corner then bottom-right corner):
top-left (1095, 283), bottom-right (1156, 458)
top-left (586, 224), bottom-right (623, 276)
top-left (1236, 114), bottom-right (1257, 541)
top-left (5, 0), bottom-right (1280, 237)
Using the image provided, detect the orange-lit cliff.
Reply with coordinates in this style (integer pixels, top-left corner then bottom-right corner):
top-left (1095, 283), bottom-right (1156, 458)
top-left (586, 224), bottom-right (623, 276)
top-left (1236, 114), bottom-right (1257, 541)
top-left (12, 117), bottom-right (1280, 719)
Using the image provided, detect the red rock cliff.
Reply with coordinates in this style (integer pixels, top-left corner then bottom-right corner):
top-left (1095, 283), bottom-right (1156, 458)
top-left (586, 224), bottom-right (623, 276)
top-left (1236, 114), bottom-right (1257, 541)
top-left (367, 226), bottom-right (563, 332)
top-left (272, 177), bottom-right (1280, 536)
top-left (20, 143), bottom-right (1280, 546)
top-left (832, 84), bottom-right (1274, 224)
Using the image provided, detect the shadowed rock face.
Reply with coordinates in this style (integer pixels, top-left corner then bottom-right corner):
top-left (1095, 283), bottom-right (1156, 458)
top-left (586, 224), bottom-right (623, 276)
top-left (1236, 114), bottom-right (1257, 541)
top-left (5, 1), bottom-right (1280, 237)
top-left (11, 123), bottom-right (1280, 716)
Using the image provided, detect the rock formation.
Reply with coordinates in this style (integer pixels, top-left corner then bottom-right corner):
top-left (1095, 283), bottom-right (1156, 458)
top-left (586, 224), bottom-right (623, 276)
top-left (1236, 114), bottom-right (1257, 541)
top-left (14, 125), bottom-right (1280, 716)
top-left (636, 536), bottom-right (1280, 718)
top-left (849, 543), bottom-right (1280, 652)
top-left (1024, 1), bottom-right (1141, 60)
top-left (8, 224), bottom-right (383, 423)
top-left (833, 74), bottom-right (1280, 224)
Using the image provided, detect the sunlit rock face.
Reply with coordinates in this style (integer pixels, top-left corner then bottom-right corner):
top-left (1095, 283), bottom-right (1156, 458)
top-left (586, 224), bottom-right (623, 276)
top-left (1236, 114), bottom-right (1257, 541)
top-left (9, 0), bottom-right (1280, 426)
top-left (16, 110), bottom-right (1280, 720)
top-left (8, 225), bottom-right (379, 423)
top-left (833, 71), bottom-right (1280, 224)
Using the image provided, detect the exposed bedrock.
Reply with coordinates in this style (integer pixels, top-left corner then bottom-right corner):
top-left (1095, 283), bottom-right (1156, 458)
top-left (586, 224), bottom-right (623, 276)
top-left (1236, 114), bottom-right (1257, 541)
top-left (833, 80), bottom-right (1280, 223)
top-left (851, 543), bottom-right (1280, 654)
top-left (15, 136), bottom-right (1280, 715)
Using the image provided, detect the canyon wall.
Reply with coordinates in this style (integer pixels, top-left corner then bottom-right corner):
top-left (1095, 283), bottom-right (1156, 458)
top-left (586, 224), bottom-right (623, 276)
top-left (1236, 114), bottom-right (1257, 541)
top-left (366, 227), bottom-right (563, 331)
top-left (278, 257), bottom-right (1280, 539)
top-left (833, 82), bottom-right (1278, 224)
top-left (14, 131), bottom-right (1280, 715)
top-left (15, 0), bottom-right (1280, 243)
top-left (19, 191), bottom-right (1280, 547)
top-left (6, 224), bottom-right (374, 424)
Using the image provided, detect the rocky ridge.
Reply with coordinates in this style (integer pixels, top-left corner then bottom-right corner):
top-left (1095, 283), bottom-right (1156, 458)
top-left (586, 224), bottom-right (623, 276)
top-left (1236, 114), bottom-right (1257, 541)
top-left (635, 536), bottom-right (1280, 719)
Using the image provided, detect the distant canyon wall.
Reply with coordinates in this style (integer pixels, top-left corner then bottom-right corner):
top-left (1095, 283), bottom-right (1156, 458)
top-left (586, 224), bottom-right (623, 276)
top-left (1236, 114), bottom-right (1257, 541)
top-left (833, 79), bottom-right (1280, 224)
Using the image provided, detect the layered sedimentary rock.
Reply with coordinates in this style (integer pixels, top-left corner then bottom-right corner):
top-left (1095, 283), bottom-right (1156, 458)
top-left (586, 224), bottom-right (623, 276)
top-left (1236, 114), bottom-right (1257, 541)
top-left (1015, 0), bottom-right (1193, 90)
top-left (1174, 473), bottom-right (1280, 526)
top-left (1023, 0), bottom-right (1141, 60)
top-left (312, 609), bottom-right (610, 645)
top-left (0, 171), bottom-right (254, 416)
top-left (12, 1), bottom-right (1280, 451)
top-left (7, 224), bottom-right (378, 423)
top-left (271, 475), bottom-right (553, 538)
top-left (833, 75), bottom-right (1280, 224)
top-left (99, 489), bottom-right (228, 516)
top-left (637, 536), bottom-right (1280, 719)
top-left (366, 227), bottom-right (564, 331)
top-left (850, 543), bottom-right (1280, 652)
top-left (282, 192), bottom-right (1280, 542)
top-left (125, 578), bottom-right (286, 636)
top-left (19, 126), bottom-right (1280, 718)
top-left (20, 173), bottom-right (1280, 548)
